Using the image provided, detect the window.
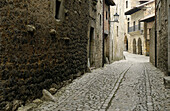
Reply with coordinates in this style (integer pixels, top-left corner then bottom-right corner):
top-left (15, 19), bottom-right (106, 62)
top-left (133, 21), bottom-right (135, 31)
top-left (106, 11), bottom-right (107, 20)
top-left (149, 29), bottom-right (151, 39)
top-left (138, 21), bottom-right (141, 30)
top-left (159, 8), bottom-right (161, 30)
top-left (100, 14), bottom-right (101, 25)
top-left (128, 22), bottom-right (130, 32)
top-left (55, 0), bottom-right (61, 19)
top-left (126, 1), bottom-right (128, 8)
top-left (117, 26), bottom-right (119, 36)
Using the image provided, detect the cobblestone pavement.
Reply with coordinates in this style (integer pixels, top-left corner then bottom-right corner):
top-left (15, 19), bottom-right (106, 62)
top-left (108, 52), bottom-right (169, 111)
top-left (19, 52), bottom-right (170, 111)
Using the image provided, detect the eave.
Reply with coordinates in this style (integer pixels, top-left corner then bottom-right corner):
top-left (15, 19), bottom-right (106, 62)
top-left (125, 7), bottom-right (142, 15)
top-left (140, 14), bottom-right (155, 22)
top-left (105, 0), bottom-right (115, 6)
top-left (125, 0), bottom-right (154, 15)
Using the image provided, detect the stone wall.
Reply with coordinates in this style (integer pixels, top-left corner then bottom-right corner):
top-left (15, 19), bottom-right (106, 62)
top-left (150, 24), bottom-right (155, 65)
top-left (110, 0), bottom-right (125, 62)
top-left (94, 1), bottom-right (103, 68)
top-left (156, 0), bottom-right (168, 74)
top-left (87, 0), bottom-right (103, 68)
top-left (0, 0), bottom-right (89, 110)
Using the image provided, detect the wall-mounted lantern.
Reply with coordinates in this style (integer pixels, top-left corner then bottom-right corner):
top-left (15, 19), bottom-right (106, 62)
top-left (110, 6), bottom-right (119, 23)
top-left (113, 12), bottom-right (119, 22)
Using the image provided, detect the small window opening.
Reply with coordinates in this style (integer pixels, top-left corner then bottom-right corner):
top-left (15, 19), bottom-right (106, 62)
top-left (117, 26), bottom-right (119, 36)
top-left (133, 21), bottom-right (135, 31)
top-left (126, 1), bottom-right (128, 8)
top-left (106, 11), bottom-right (108, 20)
top-left (100, 14), bottom-right (101, 25)
top-left (128, 22), bottom-right (129, 32)
top-left (138, 21), bottom-right (141, 30)
top-left (55, 0), bottom-right (61, 19)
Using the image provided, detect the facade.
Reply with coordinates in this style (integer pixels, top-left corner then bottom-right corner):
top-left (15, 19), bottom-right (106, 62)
top-left (87, 0), bottom-right (103, 68)
top-left (110, 0), bottom-right (126, 61)
top-left (125, 0), bottom-right (154, 56)
top-left (140, 0), bottom-right (155, 56)
top-left (103, 0), bottom-right (115, 64)
top-left (87, 0), bottom-right (115, 68)
top-left (150, 0), bottom-right (170, 76)
top-left (0, 0), bottom-right (89, 110)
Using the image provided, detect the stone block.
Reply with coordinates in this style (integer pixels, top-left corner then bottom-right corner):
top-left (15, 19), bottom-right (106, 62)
top-left (49, 88), bottom-right (57, 95)
top-left (42, 89), bottom-right (56, 102)
top-left (26, 25), bottom-right (36, 33)
top-left (164, 76), bottom-right (170, 89)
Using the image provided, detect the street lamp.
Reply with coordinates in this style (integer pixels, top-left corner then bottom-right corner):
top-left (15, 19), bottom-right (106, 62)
top-left (109, 12), bottom-right (119, 23)
top-left (110, 5), bottom-right (119, 23)
top-left (113, 12), bottom-right (119, 22)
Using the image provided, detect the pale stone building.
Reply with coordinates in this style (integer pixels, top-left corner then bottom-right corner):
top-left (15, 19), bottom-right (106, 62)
top-left (140, 0), bottom-right (155, 56)
top-left (110, 0), bottom-right (126, 61)
top-left (125, 0), bottom-right (154, 55)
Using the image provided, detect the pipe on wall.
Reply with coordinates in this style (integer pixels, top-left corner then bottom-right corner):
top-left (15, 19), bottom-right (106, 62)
top-left (102, 0), bottom-right (105, 67)
top-left (155, 0), bottom-right (157, 67)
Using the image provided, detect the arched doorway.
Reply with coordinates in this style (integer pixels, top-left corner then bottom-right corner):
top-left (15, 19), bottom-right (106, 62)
top-left (124, 36), bottom-right (128, 51)
top-left (89, 27), bottom-right (94, 67)
top-left (138, 38), bottom-right (142, 55)
top-left (133, 39), bottom-right (136, 54)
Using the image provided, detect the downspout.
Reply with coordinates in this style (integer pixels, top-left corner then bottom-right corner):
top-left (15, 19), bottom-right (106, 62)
top-left (109, 6), bottom-right (111, 63)
top-left (155, 0), bottom-right (157, 67)
top-left (168, 0), bottom-right (170, 75)
top-left (102, 0), bottom-right (105, 67)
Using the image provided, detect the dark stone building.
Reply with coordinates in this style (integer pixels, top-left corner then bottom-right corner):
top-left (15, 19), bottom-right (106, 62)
top-left (0, 0), bottom-right (89, 110)
top-left (150, 0), bottom-right (170, 76)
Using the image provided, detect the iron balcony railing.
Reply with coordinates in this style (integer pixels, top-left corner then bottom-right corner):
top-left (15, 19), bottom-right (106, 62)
top-left (128, 24), bottom-right (141, 33)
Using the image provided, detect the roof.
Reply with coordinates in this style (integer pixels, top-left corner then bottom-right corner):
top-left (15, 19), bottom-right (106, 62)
top-left (105, 0), bottom-right (115, 6)
top-left (125, 7), bottom-right (142, 15)
top-left (138, 0), bottom-right (149, 2)
top-left (125, 0), bottom-right (154, 15)
top-left (140, 14), bottom-right (155, 22)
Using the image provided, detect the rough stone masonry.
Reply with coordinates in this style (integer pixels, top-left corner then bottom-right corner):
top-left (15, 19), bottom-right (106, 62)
top-left (0, 0), bottom-right (89, 110)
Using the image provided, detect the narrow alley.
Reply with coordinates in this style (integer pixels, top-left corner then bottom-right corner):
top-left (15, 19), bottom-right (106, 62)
top-left (18, 52), bottom-right (170, 111)
top-left (1, 0), bottom-right (170, 111)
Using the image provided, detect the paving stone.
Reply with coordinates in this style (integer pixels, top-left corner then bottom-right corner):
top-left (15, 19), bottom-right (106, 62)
top-left (19, 52), bottom-right (170, 111)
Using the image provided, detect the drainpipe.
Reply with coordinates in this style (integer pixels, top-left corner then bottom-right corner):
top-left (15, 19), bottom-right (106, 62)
top-left (108, 5), bottom-right (111, 63)
top-left (168, 0), bottom-right (170, 75)
top-left (155, 0), bottom-right (157, 67)
top-left (102, 0), bottom-right (105, 67)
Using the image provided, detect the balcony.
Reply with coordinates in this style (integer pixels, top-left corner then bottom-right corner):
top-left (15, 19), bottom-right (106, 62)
top-left (128, 25), bottom-right (141, 33)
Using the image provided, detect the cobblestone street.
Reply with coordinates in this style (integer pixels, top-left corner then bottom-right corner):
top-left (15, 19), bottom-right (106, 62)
top-left (18, 52), bottom-right (170, 111)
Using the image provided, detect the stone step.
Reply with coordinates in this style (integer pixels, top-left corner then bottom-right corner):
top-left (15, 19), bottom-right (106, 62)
top-left (164, 76), bottom-right (170, 89)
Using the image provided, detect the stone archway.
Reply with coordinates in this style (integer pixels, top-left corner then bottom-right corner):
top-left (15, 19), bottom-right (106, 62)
top-left (133, 39), bottom-right (136, 54)
top-left (124, 36), bottom-right (128, 51)
top-left (138, 38), bottom-right (142, 55)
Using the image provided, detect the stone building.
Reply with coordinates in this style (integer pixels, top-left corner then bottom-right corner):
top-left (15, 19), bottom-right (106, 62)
top-left (125, 0), bottom-right (154, 55)
top-left (110, 0), bottom-right (126, 62)
top-left (87, 0), bottom-right (115, 68)
top-left (140, 0), bottom-right (155, 56)
top-left (0, 0), bottom-right (89, 110)
top-left (150, 0), bottom-right (170, 76)
top-left (87, 0), bottom-right (103, 68)
top-left (103, 0), bottom-right (115, 64)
